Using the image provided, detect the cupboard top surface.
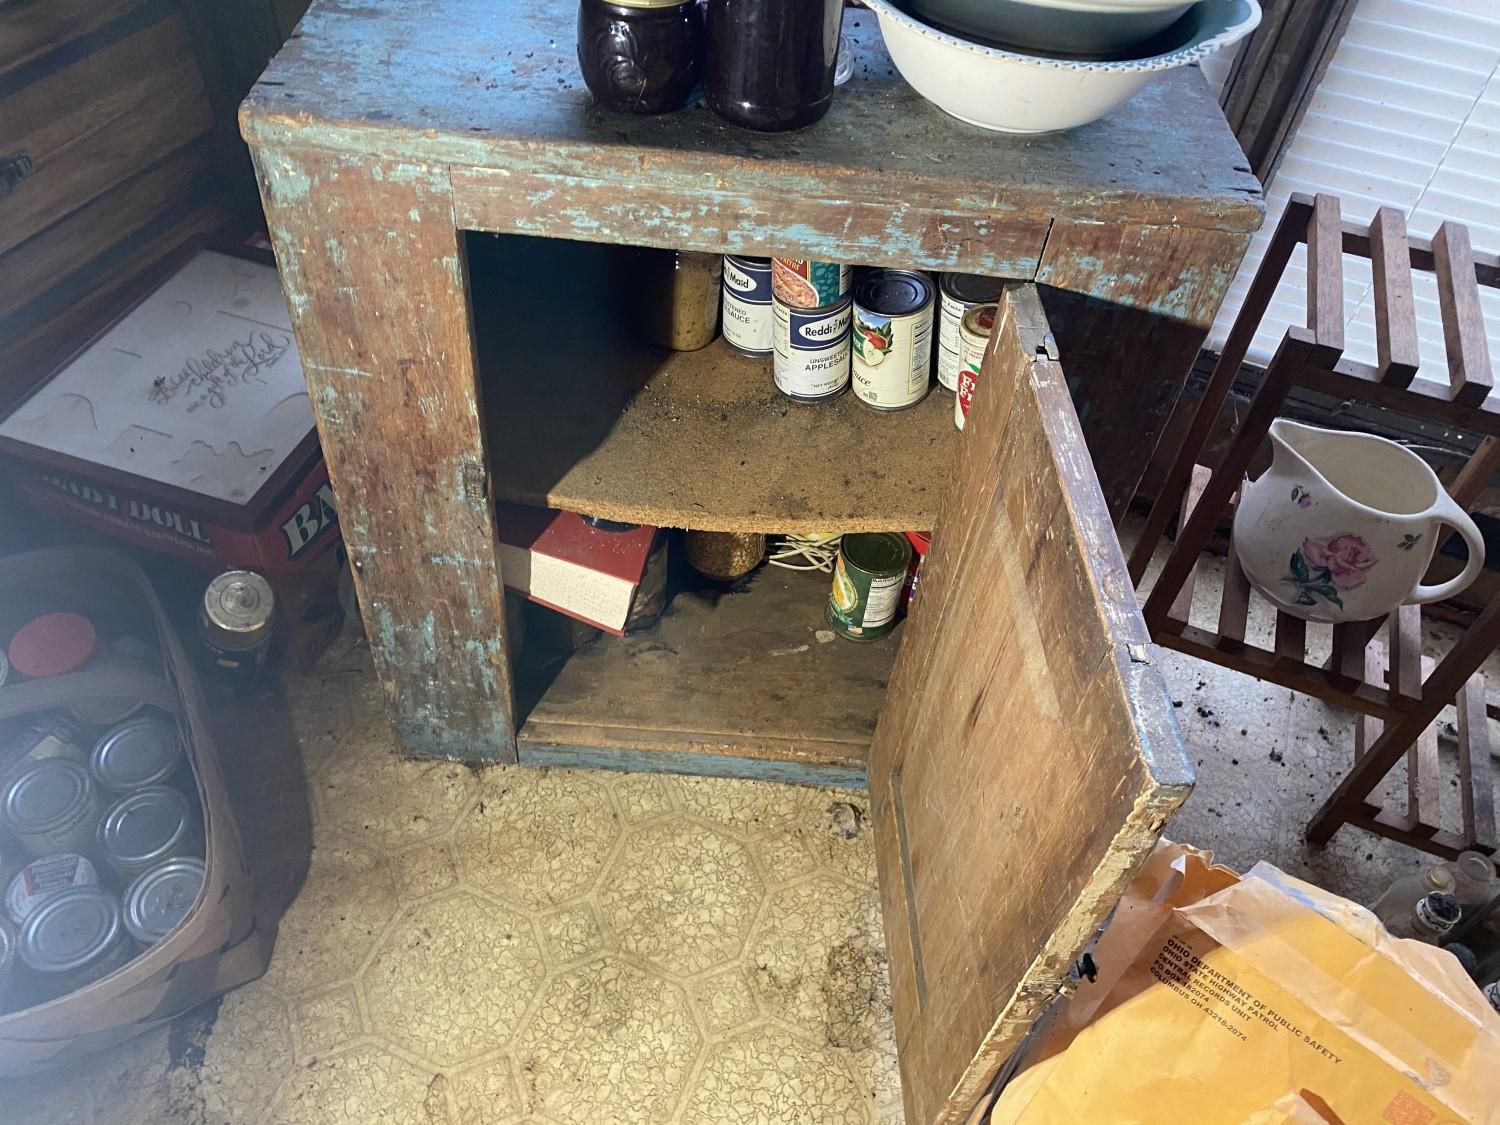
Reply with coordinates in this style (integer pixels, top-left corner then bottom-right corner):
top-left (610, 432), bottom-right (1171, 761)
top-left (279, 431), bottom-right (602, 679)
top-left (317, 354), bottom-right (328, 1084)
top-left (242, 0), bottom-right (1262, 236)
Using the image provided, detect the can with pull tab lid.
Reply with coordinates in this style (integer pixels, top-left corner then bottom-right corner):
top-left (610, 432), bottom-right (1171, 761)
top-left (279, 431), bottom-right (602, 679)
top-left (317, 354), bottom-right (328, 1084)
top-left (90, 713), bottom-right (183, 795)
top-left (1, 758), bottom-right (100, 857)
top-left (123, 856), bottom-right (205, 946)
top-left (198, 570), bottom-right (275, 684)
top-left (97, 785), bottom-right (201, 882)
top-left (20, 886), bottom-right (133, 996)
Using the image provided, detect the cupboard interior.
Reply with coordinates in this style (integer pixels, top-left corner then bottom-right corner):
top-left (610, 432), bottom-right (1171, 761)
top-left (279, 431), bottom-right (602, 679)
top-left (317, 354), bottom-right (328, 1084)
top-left (468, 233), bottom-right (968, 781)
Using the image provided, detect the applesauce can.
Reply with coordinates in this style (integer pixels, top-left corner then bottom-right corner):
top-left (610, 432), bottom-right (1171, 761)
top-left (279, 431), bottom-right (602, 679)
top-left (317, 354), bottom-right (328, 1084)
top-left (828, 532), bottom-right (912, 642)
top-left (852, 270), bottom-right (934, 411)
top-left (771, 257), bottom-right (851, 309)
top-left (1, 758), bottom-right (100, 857)
top-left (773, 294), bottom-right (852, 402)
top-left (956, 302), bottom-right (998, 431)
top-left (722, 255), bottom-right (774, 355)
top-left (20, 887), bottom-right (133, 995)
top-left (937, 273), bottom-right (1005, 391)
top-left (5, 852), bottom-right (100, 926)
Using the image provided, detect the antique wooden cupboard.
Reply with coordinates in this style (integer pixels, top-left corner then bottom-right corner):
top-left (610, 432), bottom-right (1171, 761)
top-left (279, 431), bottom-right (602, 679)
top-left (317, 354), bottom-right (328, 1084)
top-left (242, 3), bottom-right (1261, 1120)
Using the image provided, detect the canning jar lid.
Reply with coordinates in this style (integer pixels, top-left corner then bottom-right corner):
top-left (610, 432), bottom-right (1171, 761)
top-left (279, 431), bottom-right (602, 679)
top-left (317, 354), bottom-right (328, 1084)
top-left (961, 303), bottom-right (999, 339)
top-left (2, 758), bottom-right (93, 834)
top-left (20, 887), bottom-right (122, 973)
top-left (940, 272), bottom-right (1005, 305)
top-left (201, 571), bottom-right (275, 650)
top-left (853, 270), bottom-right (934, 316)
top-left (97, 786), bottom-right (192, 866)
top-left (124, 857), bottom-right (205, 944)
top-left (91, 714), bottom-right (182, 793)
top-left (7, 612), bottom-right (98, 679)
top-left (842, 532), bottom-right (913, 575)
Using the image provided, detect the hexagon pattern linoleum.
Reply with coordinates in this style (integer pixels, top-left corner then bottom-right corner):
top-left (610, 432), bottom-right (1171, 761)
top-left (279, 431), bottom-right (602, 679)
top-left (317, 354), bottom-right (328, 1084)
top-left (1, 654), bottom-right (903, 1124)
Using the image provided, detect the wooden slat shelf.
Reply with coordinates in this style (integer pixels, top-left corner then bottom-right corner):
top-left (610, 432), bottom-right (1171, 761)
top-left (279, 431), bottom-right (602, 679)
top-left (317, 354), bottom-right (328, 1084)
top-left (473, 235), bottom-right (955, 533)
top-left (517, 567), bottom-right (892, 784)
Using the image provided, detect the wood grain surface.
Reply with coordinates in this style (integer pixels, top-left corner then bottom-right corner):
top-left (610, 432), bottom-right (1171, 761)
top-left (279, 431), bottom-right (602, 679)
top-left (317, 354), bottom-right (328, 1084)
top-left (253, 146), bottom-right (517, 759)
top-left (520, 567), bottom-right (891, 784)
top-left (868, 285), bottom-right (1191, 1125)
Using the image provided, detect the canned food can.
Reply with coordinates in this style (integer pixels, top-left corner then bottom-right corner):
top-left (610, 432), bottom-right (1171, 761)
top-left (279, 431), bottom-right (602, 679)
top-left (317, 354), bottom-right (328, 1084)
top-left (199, 570), bottom-right (276, 682)
top-left (97, 786), bottom-right (201, 882)
top-left (0, 914), bottom-right (16, 1012)
top-left (20, 887), bottom-right (133, 994)
top-left (1, 758), bottom-right (100, 857)
top-left (902, 531), bottom-right (932, 606)
top-left (722, 255), bottom-right (774, 355)
top-left (771, 257), bottom-right (851, 309)
top-left (1, 714), bottom-right (88, 783)
top-left (828, 532), bottom-right (913, 642)
top-left (123, 857), bottom-right (205, 946)
top-left (956, 303), bottom-right (998, 431)
top-left (0, 648), bottom-right (9, 689)
top-left (5, 852), bottom-right (100, 926)
top-left (937, 273), bottom-right (1005, 391)
top-left (773, 294), bottom-right (852, 402)
top-left (67, 652), bottom-right (153, 727)
top-left (90, 713), bottom-right (183, 794)
top-left (852, 270), bottom-right (935, 411)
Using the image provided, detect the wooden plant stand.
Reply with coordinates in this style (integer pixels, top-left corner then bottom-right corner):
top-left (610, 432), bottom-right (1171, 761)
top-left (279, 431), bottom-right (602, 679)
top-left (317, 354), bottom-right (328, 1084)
top-left (1134, 191), bottom-right (1500, 859)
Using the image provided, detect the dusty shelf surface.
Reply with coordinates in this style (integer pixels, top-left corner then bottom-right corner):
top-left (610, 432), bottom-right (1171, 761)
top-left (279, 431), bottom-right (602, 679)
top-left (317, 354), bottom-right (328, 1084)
top-left (518, 566), bottom-right (900, 783)
top-left (476, 235), bottom-right (957, 533)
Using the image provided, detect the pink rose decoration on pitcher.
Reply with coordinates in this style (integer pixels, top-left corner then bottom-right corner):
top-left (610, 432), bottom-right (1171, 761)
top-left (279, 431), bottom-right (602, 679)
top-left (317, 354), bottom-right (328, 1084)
top-left (1284, 533), bottom-right (1377, 610)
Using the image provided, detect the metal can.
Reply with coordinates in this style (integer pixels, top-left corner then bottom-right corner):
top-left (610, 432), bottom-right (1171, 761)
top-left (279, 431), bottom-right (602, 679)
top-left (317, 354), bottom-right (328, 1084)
top-left (852, 270), bottom-right (935, 412)
top-left (123, 857), bottom-right (205, 947)
top-left (96, 786), bottom-right (201, 882)
top-left (1, 758), bottom-right (100, 857)
top-left (956, 302), bottom-right (998, 431)
top-left (937, 273), bottom-right (1005, 391)
top-left (902, 531), bottom-right (932, 606)
top-left (5, 853), bottom-right (100, 926)
top-left (1, 714), bottom-right (88, 783)
top-left (20, 887), bottom-right (133, 994)
top-left (827, 532), bottom-right (913, 642)
top-left (0, 914), bottom-right (15, 1013)
top-left (771, 257), bottom-right (851, 309)
top-left (199, 570), bottom-right (276, 682)
top-left (773, 294), bottom-right (852, 402)
top-left (67, 652), bottom-right (153, 727)
top-left (0, 647), bottom-right (8, 689)
top-left (90, 713), bottom-right (184, 794)
top-left (722, 255), bottom-right (774, 355)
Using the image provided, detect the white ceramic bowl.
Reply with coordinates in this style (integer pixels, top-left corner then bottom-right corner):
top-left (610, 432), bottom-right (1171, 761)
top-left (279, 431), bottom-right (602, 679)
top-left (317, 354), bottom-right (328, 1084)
top-left (910, 0), bottom-right (1194, 56)
top-left (863, 0), bottom-right (1261, 134)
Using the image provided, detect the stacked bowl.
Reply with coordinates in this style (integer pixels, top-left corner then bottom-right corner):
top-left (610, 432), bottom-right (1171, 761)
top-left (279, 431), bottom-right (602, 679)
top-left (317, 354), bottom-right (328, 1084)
top-left (861, 0), bottom-right (1262, 133)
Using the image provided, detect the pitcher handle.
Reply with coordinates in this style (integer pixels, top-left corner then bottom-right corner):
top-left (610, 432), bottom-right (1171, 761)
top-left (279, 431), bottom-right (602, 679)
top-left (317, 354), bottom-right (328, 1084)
top-left (1408, 495), bottom-right (1487, 606)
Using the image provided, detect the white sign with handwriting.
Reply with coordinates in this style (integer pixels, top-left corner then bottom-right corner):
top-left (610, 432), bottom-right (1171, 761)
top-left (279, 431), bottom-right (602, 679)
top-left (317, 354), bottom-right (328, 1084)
top-left (1, 250), bottom-right (314, 506)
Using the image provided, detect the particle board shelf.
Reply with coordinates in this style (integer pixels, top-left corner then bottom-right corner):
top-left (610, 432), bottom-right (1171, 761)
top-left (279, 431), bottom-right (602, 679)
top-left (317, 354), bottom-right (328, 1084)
top-left (473, 235), bottom-right (955, 533)
top-left (517, 567), bottom-right (894, 784)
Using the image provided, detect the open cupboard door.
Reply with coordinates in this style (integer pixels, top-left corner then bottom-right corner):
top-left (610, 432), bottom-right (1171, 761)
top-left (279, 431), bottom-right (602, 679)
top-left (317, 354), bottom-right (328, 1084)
top-left (870, 285), bottom-right (1194, 1125)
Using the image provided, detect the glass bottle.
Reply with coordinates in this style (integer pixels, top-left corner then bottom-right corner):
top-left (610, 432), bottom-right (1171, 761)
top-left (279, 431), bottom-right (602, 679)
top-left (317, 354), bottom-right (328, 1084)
top-left (643, 251), bottom-right (722, 351)
top-left (1370, 863), bottom-right (1455, 928)
top-left (577, 0), bottom-right (704, 115)
top-left (705, 0), bottom-right (844, 132)
top-left (1447, 850), bottom-right (1499, 918)
top-left (1385, 892), bottom-right (1461, 943)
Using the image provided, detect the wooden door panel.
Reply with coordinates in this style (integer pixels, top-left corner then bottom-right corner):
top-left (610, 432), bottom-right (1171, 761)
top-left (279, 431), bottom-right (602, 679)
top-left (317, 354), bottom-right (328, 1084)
top-left (871, 284), bottom-right (1192, 1125)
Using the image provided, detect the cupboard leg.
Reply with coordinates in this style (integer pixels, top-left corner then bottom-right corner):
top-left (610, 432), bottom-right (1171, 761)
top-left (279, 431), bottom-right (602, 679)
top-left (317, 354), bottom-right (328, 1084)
top-left (253, 147), bottom-right (517, 760)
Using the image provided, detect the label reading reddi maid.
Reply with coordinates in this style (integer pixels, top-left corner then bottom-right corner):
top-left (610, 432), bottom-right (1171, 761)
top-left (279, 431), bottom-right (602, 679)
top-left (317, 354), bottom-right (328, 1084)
top-left (722, 257), bottom-right (773, 353)
top-left (774, 299), bottom-right (852, 400)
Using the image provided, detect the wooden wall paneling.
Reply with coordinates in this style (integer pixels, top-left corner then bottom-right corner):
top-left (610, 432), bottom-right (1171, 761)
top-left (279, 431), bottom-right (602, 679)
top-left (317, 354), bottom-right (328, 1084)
top-left (252, 145), bottom-right (517, 760)
top-left (1036, 220), bottom-right (1255, 521)
top-left (870, 285), bottom-right (1191, 1125)
top-left (0, 0), bottom-right (146, 78)
top-left (0, 12), bottom-right (216, 255)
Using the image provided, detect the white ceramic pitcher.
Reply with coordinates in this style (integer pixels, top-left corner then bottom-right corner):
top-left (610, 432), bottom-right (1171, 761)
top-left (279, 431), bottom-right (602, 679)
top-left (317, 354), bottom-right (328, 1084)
top-left (1231, 420), bottom-right (1486, 624)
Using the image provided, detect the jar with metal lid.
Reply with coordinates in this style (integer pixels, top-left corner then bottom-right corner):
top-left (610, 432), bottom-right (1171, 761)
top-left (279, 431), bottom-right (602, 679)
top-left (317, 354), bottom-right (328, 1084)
top-left (0, 914), bottom-right (16, 1013)
top-left (705, 0), bottom-right (843, 132)
top-left (96, 786), bottom-right (201, 882)
top-left (5, 852), bottom-right (100, 926)
top-left (123, 857), bottom-right (205, 946)
top-left (20, 887), bottom-right (133, 995)
top-left (577, 0), bottom-right (704, 115)
top-left (644, 250), bottom-right (722, 351)
top-left (1, 758), bottom-right (100, 857)
top-left (90, 713), bottom-right (184, 794)
top-left (198, 570), bottom-right (276, 685)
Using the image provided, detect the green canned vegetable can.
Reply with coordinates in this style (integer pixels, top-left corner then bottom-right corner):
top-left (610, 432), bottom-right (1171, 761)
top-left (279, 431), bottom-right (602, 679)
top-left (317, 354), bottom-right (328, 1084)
top-left (827, 532), bottom-right (913, 642)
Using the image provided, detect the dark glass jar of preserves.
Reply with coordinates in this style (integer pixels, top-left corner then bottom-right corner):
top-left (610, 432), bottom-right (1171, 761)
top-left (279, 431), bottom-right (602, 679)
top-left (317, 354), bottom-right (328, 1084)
top-left (577, 0), bottom-right (704, 115)
top-left (705, 0), bottom-right (843, 132)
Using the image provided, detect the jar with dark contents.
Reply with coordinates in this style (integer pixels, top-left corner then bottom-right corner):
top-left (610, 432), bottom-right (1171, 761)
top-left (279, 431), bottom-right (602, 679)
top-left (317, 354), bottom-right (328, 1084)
top-left (577, 0), bottom-right (704, 115)
top-left (706, 0), bottom-right (843, 131)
